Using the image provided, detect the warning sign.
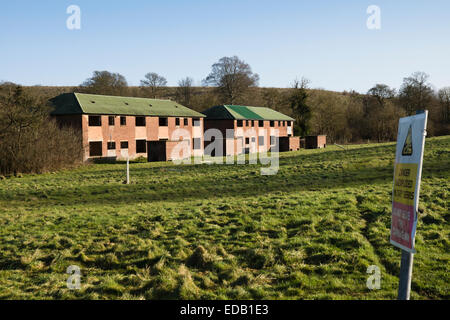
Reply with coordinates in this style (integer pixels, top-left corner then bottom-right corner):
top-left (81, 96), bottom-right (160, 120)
top-left (393, 163), bottom-right (418, 206)
top-left (401, 126), bottom-right (413, 156)
top-left (390, 111), bottom-right (428, 253)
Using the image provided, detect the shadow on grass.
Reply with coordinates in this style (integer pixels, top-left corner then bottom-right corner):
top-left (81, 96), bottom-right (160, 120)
top-left (2, 141), bottom-right (448, 208)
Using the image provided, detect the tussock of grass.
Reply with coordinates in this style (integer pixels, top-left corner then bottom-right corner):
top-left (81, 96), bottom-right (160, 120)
top-left (0, 137), bottom-right (448, 299)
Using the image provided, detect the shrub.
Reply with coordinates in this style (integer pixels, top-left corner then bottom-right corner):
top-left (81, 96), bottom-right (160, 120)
top-left (0, 85), bottom-right (83, 175)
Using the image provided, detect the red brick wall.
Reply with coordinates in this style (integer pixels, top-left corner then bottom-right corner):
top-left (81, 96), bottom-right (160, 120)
top-left (204, 119), bottom-right (294, 155)
top-left (78, 114), bottom-right (203, 161)
top-left (317, 135), bottom-right (327, 148)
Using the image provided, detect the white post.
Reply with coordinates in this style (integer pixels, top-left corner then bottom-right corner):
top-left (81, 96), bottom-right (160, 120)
top-left (126, 156), bottom-right (130, 184)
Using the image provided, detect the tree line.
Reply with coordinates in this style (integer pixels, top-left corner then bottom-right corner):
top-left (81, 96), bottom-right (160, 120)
top-left (74, 56), bottom-right (449, 142)
top-left (0, 56), bottom-right (449, 175)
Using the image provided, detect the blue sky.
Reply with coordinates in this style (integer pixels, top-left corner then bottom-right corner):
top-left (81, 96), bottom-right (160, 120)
top-left (0, 0), bottom-right (449, 93)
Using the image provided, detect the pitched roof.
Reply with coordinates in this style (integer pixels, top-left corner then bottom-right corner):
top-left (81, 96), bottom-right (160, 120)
top-left (50, 93), bottom-right (205, 118)
top-left (202, 105), bottom-right (294, 121)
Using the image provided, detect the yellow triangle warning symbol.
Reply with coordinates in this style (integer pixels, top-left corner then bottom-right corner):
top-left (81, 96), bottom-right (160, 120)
top-left (402, 125), bottom-right (413, 156)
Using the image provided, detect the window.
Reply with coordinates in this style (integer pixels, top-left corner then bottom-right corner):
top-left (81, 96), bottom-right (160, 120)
top-left (108, 116), bottom-right (115, 126)
top-left (258, 136), bottom-right (264, 146)
top-left (176, 118), bottom-right (180, 126)
top-left (107, 141), bottom-right (116, 150)
top-left (270, 136), bottom-right (277, 145)
top-left (251, 137), bottom-right (256, 142)
top-left (246, 120), bottom-right (250, 126)
top-left (193, 118), bottom-right (201, 127)
top-left (136, 140), bottom-right (146, 153)
top-left (135, 116), bottom-right (146, 127)
top-left (89, 142), bottom-right (102, 157)
top-left (193, 138), bottom-right (201, 150)
top-left (184, 118), bottom-right (189, 126)
top-left (237, 120), bottom-right (243, 127)
top-left (159, 117), bottom-right (168, 126)
top-left (120, 116), bottom-right (126, 126)
top-left (259, 120), bottom-right (264, 127)
top-left (120, 141), bottom-right (128, 149)
top-left (270, 121), bottom-right (275, 127)
top-left (245, 137), bottom-right (250, 144)
top-left (88, 116), bottom-right (101, 126)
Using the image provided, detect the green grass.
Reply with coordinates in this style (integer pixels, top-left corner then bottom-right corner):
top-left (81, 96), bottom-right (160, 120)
top-left (0, 136), bottom-right (448, 300)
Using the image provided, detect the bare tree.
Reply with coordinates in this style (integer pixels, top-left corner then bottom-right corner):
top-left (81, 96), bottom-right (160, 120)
top-left (80, 71), bottom-right (128, 96)
top-left (204, 56), bottom-right (259, 105)
top-left (262, 88), bottom-right (280, 109)
top-left (399, 72), bottom-right (433, 115)
top-left (0, 86), bottom-right (82, 175)
top-left (289, 77), bottom-right (311, 136)
top-left (291, 77), bottom-right (310, 90)
top-left (438, 87), bottom-right (450, 124)
top-left (176, 77), bottom-right (194, 107)
top-left (367, 84), bottom-right (395, 107)
top-left (140, 72), bottom-right (167, 98)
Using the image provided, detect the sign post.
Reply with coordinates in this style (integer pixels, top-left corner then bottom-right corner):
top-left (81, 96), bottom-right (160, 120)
top-left (390, 110), bottom-right (428, 300)
top-left (121, 149), bottom-right (130, 184)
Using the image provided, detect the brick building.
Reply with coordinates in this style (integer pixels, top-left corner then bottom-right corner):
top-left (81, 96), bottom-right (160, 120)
top-left (202, 105), bottom-right (297, 156)
top-left (50, 93), bottom-right (205, 161)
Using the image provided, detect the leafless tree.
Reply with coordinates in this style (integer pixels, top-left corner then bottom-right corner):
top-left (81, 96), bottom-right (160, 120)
top-left (140, 72), bottom-right (167, 98)
top-left (367, 84), bottom-right (396, 107)
top-left (80, 71), bottom-right (128, 96)
top-left (399, 72), bottom-right (433, 115)
top-left (204, 56), bottom-right (259, 104)
top-left (438, 87), bottom-right (450, 124)
top-left (176, 77), bottom-right (194, 107)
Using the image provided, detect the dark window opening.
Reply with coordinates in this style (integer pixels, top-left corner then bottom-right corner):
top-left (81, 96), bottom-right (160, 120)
top-left (107, 141), bottom-right (116, 150)
top-left (193, 118), bottom-right (201, 127)
top-left (245, 137), bottom-right (250, 144)
top-left (237, 120), bottom-right (243, 127)
top-left (120, 141), bottom-right (128, 149)
top-left (108, 116), bottom-right (115, 126)
top-left (259, 120), bottom-right (264, 127)
top-left (89, 142), bottom-right (102, 157)
top-left (135, 116), bottom-right (146, 127)
top-left (270, 121), bottom-right (275, 127)
top-left (246, 120), bottom-right (250, 126)
top-left (176, 118), bottom-right (180, 126)
top-left (120, 116), bottom-right (126, 126)
top-left (184, 118), bottom-right (188, 126)
top-left (88, 116), bottom-right (101, 126)
top-left (258, 136), bottom-right (264, 146)
top-left (136, 140), bottom-right (146, 153)
top-left (193, 138), bottom-right (201, 150)
top-left (159, 117), bottom-right (168, 126)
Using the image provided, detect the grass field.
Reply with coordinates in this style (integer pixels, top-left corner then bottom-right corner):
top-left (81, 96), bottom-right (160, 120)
top-left (0, 136), bottom-right (448, 300)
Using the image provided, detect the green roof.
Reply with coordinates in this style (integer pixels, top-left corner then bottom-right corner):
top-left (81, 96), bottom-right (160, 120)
top-left (202, 105), bottom-right (294, 121)
top-left (50, 93), bottom-right (205, 118)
